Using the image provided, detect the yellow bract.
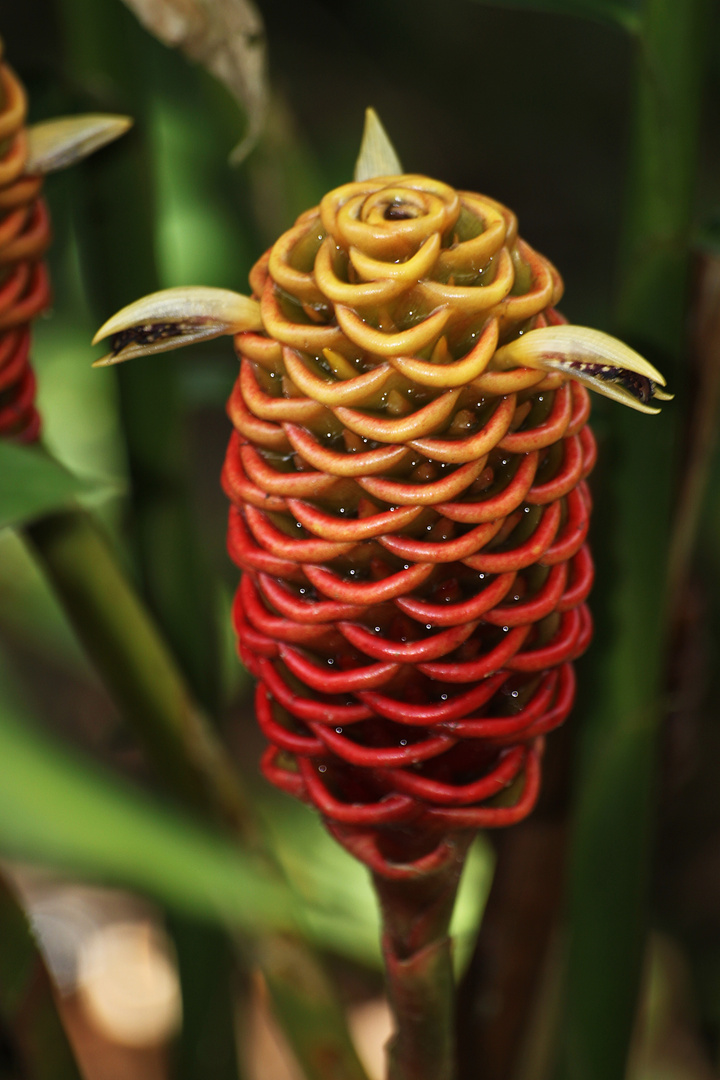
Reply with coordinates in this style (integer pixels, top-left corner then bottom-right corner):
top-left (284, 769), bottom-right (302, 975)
top-left (492, 324), bottom-right (672, 414)
top-left (92, 286), bottom-right (263, 366)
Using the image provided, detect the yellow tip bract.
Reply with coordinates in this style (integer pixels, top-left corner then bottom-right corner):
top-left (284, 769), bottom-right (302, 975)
top-left (92, 286), bottom-right (263, 366)
top-left (354, 108), bottom-right (404, 182)
top-left (492, 325), bottom-right (672, 414)
top-left (25, 114), bottom-right (133, 175)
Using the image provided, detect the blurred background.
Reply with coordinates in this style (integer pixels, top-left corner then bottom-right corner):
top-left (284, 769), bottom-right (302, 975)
top-left (0, 0), bottom-right (719, 1077)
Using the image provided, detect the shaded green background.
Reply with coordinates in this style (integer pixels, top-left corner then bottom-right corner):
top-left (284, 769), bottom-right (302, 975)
top-left (0, 0), bottom-right (719, 1077)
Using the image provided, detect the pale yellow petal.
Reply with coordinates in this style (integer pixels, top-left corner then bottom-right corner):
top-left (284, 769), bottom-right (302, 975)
top-left (92, 286), bottom-right (262, 366)
top-left (26, 115), bottom-right (133, 174)
top-left (354, 108), bottom-right (403, 182)
top-left (492, 324), bottom-right (671, 414)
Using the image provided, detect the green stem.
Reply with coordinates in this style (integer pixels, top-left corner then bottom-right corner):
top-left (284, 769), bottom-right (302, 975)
top-left (558, 1), bottom-right (712, 1077)
top-left (24, 508), bottom-right (253, 835)
top-left (372, 835), bottom-right (472, 1080)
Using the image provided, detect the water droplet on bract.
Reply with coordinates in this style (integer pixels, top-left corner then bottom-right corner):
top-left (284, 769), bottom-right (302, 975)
top-left (503, 626), bottom-right (509, 632)
top-left (511, 690), bottom-right (519, 698)
top-left (375, 626), bottom-right (381, 633)
top-left (336, 727), bottom-right (343, 734)
top-left (327, 658), bottom-right (334, 665)
top-left (299, 588), bottom-right (306, 594)
top-left (399, 739), bottom-right (408, 746)
top-left (318, 764), bottom-right (327, 773)
top-left (440, 694), bottom-right (448, 701)
top-left (426, 624), bottom-right (432, 630)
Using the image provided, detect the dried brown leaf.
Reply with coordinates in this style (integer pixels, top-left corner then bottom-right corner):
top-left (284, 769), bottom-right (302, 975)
top-left (119, 0), bottom-right (267, 163)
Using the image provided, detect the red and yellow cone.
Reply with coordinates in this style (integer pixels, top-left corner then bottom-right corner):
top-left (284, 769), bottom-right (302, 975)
top-left (0, 39), bottom-right (130, 442)
top-left (94, 110), bottom-right (670, 879)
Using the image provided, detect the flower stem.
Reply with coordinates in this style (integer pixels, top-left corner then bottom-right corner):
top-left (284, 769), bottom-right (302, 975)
top-left (372, 834), bottom-right (472, 1080)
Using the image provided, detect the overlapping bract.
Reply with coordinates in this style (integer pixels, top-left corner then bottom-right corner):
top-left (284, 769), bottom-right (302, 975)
top-left (0, 49), bottom-right (51, 443)
top-left (223, 173), bottom-right (595, 872)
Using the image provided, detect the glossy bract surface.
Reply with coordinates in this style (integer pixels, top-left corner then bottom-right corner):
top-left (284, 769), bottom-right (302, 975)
top-left (223, 173), bottom-right (595, 872)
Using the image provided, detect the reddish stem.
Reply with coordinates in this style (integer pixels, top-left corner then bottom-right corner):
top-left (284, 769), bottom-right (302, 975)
top-left (371, 832), bottom-right (473, 1080)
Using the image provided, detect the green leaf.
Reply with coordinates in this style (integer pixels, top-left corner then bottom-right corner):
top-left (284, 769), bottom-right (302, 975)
top-left (0, 685), bottom-right (294, 933)
top-left (557, 0), bottom-right (713, 1073)
top-left (0, 443), bottom-right (112, 531)
top-left (168, 917), bottom-right (245, 1080)
top-left (257, 935), bottom-right (369, 1080)
top-left (468, 0), bottom-right (640, 33)
top-left (0, 873), bottom-right (82, 1080)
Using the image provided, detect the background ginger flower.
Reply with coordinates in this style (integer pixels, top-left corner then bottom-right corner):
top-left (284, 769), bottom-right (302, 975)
top-left (0, 38), bottom-right (129, 442)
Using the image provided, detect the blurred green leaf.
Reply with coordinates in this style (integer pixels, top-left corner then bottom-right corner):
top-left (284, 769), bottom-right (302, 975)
top-left (0, 682), bottom-right (294, 932)
top-left (0, 443), bottom-right (112, 531)
top-left (469, 0), bottom-right (640, 32)
top-left (119, 0), bottom-right (268, 163)
top-left (0, 873), bottom-right (82, 1080)
top-left (169, 917), bottom-right (244, 1080)
top-left (61, 0), bottom-right (224, 713)
top-left (256, 935), bottom-right (369, 1080)
top-left (557, 0), bottom-right (713, 1074)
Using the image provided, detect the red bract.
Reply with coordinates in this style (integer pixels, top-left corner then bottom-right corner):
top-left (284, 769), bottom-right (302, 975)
top-left (221, 174), bottom-right (597, 874)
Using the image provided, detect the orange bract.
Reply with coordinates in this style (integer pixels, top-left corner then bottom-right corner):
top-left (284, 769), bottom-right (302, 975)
top-left (223, 173), bottom-right (595, 874)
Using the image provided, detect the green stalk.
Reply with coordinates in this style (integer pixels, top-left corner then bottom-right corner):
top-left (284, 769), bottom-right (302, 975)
top-left (557, 1), bottom-right (711, 1077)
top-left (25, 508), bottom-right (253, 833)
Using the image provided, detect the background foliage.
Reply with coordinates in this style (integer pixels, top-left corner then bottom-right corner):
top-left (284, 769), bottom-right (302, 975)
top-left (0, 0), bottom-right (719, 1077)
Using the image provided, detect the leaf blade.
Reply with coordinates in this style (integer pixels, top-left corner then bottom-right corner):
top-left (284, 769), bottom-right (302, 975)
top-left (0, 443), bottom-right (112, 531)
top-left (0, 688), bottom-right (294, 932)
